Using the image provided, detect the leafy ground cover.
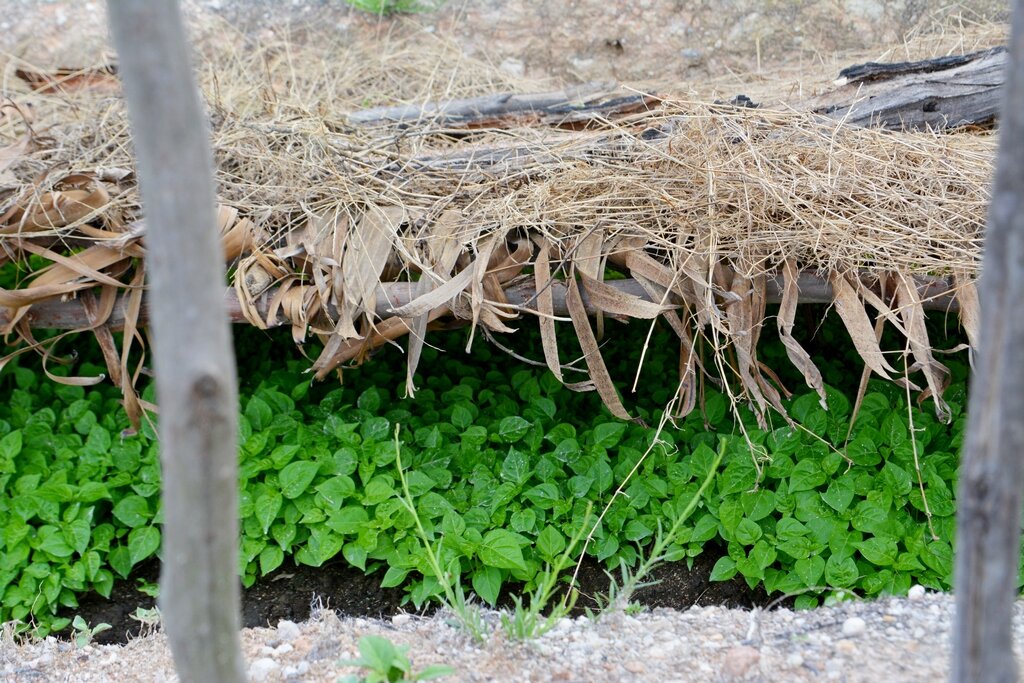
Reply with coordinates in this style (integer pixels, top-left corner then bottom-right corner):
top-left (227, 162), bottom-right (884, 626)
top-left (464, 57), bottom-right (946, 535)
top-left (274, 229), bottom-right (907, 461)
top-left (0, 298), bottom-right (979, 636)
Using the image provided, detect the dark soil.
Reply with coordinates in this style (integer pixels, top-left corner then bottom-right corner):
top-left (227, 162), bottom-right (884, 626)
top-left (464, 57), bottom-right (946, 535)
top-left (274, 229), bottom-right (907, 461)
top-left (61, 546), bottom-right (765, 646)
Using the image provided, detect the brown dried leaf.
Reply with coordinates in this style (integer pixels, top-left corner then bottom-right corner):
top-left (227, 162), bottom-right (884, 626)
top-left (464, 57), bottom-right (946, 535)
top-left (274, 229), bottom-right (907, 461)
top-left (566, 271), bottom-right (632, 421)
top-left (337, 204), bottom-right (403, 338)
top-left (778, 260), bottom-right (827, 408)
top-left (894, 273), bottom-right (951, 422)
top-left (15, 65), bottom-right (119, 94)
top-left (830, 271), bottom-right (898, 380)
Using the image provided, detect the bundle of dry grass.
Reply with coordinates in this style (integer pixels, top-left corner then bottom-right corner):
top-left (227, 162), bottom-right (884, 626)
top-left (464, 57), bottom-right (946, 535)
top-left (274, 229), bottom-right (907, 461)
top-left (0, 19), bottom-right (999, 427)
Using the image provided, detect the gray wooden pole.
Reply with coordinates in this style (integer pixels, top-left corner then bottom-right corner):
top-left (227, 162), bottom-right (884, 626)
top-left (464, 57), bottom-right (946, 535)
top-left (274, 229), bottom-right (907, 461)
top-left (952, 2), bottom-right (1024, 682)
top-left (106, 2), bottom-right (246, 682)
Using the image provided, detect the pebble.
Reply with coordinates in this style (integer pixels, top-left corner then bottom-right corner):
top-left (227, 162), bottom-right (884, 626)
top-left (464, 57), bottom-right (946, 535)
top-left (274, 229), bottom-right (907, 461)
top-left (835, 639), bottom-right (856, 654)
top-left (282, 661), bottom-right (310, 677)
top-left (842, 617), bottom-right (867, 637)
top-left (786, 653), bottom-right (804, 668)
top-left (248, 657), bottom-right (279, 682)
top-left (908, 585), bottom-right (927, 601)
top-left (624, 660), bottom-right (646, 673)
top-left (392, 613), bottom-right (412, 627)
top-left (499, 57), bottom-right (525, 77)
top-left (722, 645), bottom-right (761, 677)
top-left (277, 619), bottom-right (301, 642)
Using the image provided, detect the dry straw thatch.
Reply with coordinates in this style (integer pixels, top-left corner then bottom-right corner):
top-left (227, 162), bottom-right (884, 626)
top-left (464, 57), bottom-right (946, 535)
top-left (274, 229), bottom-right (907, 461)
top-left (0, 19), bottom-right (1002, 428)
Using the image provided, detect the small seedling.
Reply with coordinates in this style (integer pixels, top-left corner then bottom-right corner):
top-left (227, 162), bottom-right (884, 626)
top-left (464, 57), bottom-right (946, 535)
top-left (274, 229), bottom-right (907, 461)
top-left (338, 634), bottom-right (454, 682)
top-left (70, 616), bottom-right (111, 648)
top-left (135, 578), bottom-right (160, 598)
top-left (130, 606), bottom-right (162, 637)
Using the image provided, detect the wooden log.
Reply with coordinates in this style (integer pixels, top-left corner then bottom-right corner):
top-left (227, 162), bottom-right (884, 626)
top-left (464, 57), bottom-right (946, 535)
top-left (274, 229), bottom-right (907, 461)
top-left (107, 2), bottom-right (246, 682)
top-left (952, 4), bottom-right (1024, 682)
top-left (346, 81), bottom-right (660, 129)
top-left (0, 271), bottom-right (961, 331)
top-left (811, 46), bottom-right (1006, 130)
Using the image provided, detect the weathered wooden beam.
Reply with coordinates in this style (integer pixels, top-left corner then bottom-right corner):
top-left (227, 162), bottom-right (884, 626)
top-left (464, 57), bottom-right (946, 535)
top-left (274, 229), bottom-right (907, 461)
top-left (346, 81), bottom-right (660, 129)
top-left (0, 272), bottom-right (962, 331)
top-left (811, 46), bottom-right (1006, 130)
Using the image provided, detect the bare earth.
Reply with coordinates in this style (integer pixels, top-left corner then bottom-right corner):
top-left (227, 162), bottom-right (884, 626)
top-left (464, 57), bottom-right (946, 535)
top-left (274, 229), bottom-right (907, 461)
top-left (1, 1), bottom-right (1020, 681)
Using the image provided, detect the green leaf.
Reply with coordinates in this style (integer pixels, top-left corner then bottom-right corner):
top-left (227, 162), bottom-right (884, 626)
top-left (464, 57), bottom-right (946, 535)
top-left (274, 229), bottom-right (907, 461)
top-left (536, 525), bottom-right (566, 560)
top-left (451, 404), bottom-right (474, 430)
top-left (824, 554), bottom-right (858, 588)
top-left (478, 529), bottom-right (527, 570)
top-left (789, 460), bottom-right (826, 493)
top-left (709, 556), bottom-right (737, 581)
top-left (856, 536), bottom-right (898, 566)
top-left (112, 495), bottom-right (150, 527)
top-left (592, 422), bottom-right (627, 449)
top-left (851, 501), bottom-right (890, 535)
top-left (690, 513), bottom-right (719, 543)
top-left (821, 478), bottom-right (854, 513)
top-left (0, 430), bottom-right (22, 461)
top-left (880, 461), bottom-right (912, 497)
top-left (64, 519), bottom-right (91, 555)
top-left (38, 528), bottom-right (73, 558)
top-left (128, 526), bottom-right (161, 565)
top-left (315, 476), bottom-right (355, 508)
top-left (108, 546), bottom-right (132, 578)
top-left (718, 497), bottom-right (744, 535)
top-left (500, 449), bottom-right (531, 485)
top-left (327, 507), bottom-right (370, 535)
top-left (498, 416), bottom-right (531, 443)
top-left (357, 387), bottom-right (382, 413)
top-left (245, 397), bottom-right (273, 431)
top-left (624, 520), bottom-right (653, 542)
top-left (380, 566), bottom-right (410, 588)
top-left (794, 555), bottom-right (825, 587)
top-left (740, 489), bottom-right (776, 521)
top-left (510, 509), bottom-right (536, 534)
top-left (361, 416), bottom-right (391, 443)
top-left (255, 493), bottom-right (283, 535)
top-left (734, 518), bottom-right (763, 546)
top-left (749, 540), bottom-right (776, 569)
top-left (472, 565), bottom-right (502, 605)
top-left (279, 461), bottom-right (320, 499)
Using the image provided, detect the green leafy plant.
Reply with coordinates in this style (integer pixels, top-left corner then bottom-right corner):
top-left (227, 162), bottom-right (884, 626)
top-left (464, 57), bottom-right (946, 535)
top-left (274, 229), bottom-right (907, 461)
top-left (338, 634), bottom-right (454, 683)
top-left (70, 615), bottom-right (111, 648)
top-left (342, 0), bottom-right (447, 16)
top-left (0, 308), bottom-right (981, 633)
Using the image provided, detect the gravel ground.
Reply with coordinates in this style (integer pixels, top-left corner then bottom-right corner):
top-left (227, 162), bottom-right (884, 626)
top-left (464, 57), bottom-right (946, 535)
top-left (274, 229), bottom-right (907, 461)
top-left (4, 589), bottom-right (1024, 682)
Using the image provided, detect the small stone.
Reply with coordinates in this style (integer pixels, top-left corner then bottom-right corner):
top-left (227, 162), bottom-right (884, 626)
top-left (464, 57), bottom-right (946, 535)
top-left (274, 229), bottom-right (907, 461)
top-left (392, 613), bottom-right (412, 627)
top-left (275, 643), bottom-right (294, 656)
top-left (259, 646), bottom-right (276, 656)
top-left (499, 58), bottom-right (525, 78)
top-left (624, 660), bottom-right (646, 674)
top-left (722, 645), bottom-right (761, 677)
top-left (835, 639), bottom-right (856, 655)
top-left (908, 584), bottom-right (927, 601)
top-left (680, 47), bottom-right (703, 60)
top-left (842, 616), bottom-right (867, 637)
top-left (786, 653), bottom-right (804, 668)
top-left (277, 619), bottom-right (301, 642)
top-left (282, 661), bottom-right (310, 677)
top-left (248, 657), bottom-right (279, 682)
top-left (913, 627), bottom-right (926, 639)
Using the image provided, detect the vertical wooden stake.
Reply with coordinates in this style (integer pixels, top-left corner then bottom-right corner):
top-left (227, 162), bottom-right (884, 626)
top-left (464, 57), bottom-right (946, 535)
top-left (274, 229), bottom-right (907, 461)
top-left (953, 2), bottom-right (1024, 682)
top-left (107, 2), bottom-right (246, 681)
